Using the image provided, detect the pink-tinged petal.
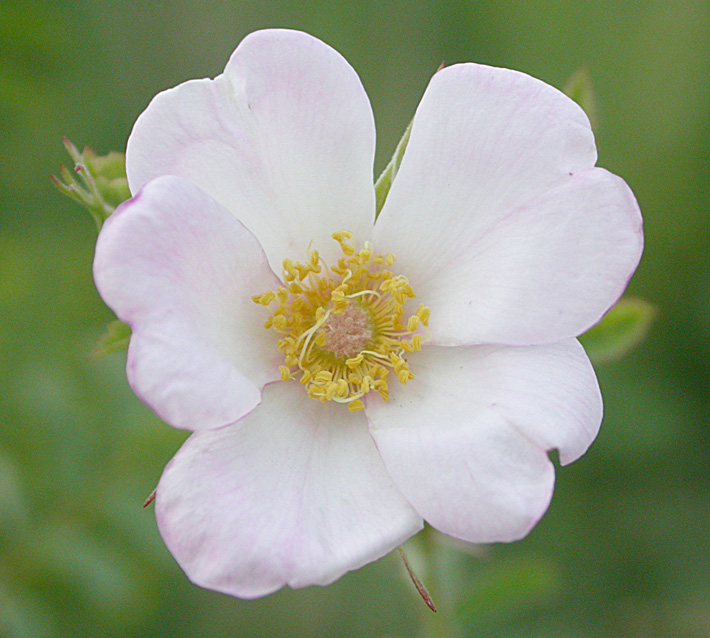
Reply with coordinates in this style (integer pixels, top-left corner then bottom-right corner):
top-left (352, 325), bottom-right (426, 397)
top-left (366, 342), bottom-right (600, 542)
top-left (94, 176), bottom-right (283, 431)
top-left (377, 62), bottom-right (596, 237)
top-left (155, 382), bottom-right (422, 598)
top-left (384, 168), bottom-right (642, 345)
top-left (126, 29), bottom-right (376, 271)
top-left (375, 63), bottom-right (642, 345)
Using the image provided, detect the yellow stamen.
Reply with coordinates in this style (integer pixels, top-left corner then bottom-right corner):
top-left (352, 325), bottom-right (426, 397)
top-left (254, 231), bottom-right (430, 407)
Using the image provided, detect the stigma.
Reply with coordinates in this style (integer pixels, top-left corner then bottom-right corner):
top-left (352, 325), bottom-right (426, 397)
top-left (253, 230), bottom-right (430, 411)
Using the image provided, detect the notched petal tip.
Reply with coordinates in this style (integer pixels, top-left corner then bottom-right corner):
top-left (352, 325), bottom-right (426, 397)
top-left (126, 28), bottom-right (377, 272)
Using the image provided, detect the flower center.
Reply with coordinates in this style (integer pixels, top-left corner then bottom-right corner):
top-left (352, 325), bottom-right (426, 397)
top-left (253, 230), bottom-right (430, 411)
top-left (321, 302), bottom-right (373, 358)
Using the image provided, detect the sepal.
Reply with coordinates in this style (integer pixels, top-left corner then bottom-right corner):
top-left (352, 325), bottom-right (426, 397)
top-left (92, 320), bottom-right (131, 358)
top-left (52, 138), bottom-right (130, 229)
top-left (563, 67), bottom-right (599, 131)
top-left (374, 119), bottom-right (412, 217)
top-left (580, 297), bottom-right (655, 364)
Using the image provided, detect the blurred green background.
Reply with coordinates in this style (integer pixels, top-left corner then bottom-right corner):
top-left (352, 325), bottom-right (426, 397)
top-left (1, 1), bottom-right (709, 636)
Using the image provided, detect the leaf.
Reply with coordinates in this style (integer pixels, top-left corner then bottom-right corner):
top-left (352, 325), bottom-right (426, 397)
top-left (92, 320), bottom-right (131, 358)
top-left (563, 67), bottom-right (599, 131)
top-left (579, 297), bottom-right (656, 364)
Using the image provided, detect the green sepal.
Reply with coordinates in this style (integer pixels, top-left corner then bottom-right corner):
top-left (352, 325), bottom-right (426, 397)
top-left (563, 67), bottom-right (599, 131)
top-left (92, 320), bottom-right (131, 358)
top-left (374, 119), bottom-right (413, 217)
top-left (579, 297), bottom-right (655, 364)
top-left (52, 138), bottom-right (130, 230)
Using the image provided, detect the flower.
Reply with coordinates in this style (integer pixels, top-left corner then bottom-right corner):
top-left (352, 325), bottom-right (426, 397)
top-left (93, 29), bottom-right (643, 599)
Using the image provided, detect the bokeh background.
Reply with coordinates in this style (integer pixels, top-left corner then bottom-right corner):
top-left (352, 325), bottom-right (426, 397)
top-left (1, 1), bottom-right (709, 636)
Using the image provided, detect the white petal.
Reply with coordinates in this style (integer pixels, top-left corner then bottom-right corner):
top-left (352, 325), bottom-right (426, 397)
top-left (94, 176), bottom-right (283, 430)
top-left (156, 382), bottom-right (422, 598)
top-left (366, 342), bottom-right (601, 542)
top-left (127, 29), bottom-right (376, 271)
top-left (375, 63), bottom-right (642, 345)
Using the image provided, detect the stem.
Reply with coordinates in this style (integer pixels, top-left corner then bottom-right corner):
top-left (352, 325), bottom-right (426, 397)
top-left (399, 529), bottom-right (464, 638)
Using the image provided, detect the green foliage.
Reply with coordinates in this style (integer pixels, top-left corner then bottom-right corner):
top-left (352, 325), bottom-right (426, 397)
top-left (51, 139), bottom-right (130, 230)
top-left (53, 141), bottom-right (133, 357)
top-left (457, 556), bottom-right (560, 628)
top-left (374, 119), bottom-right (413, 217)
top-left (563, 67), bottom-right (599, 131)
top-left (93, 321), bottom-right (131, 359)
top-left (3, 1), bottom-right (708, 637)
top-left (580, 297), bottom-right (656, 364)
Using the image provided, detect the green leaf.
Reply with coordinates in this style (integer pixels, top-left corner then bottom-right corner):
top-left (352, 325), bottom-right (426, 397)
top-left (579, 297), bottom-right (655, 364)
top-left (52, 138), bottom-right (130, 230)
top-left (563, 67), bottom-right (599, 131)
top-left (374, 119), bottom-right (412, 217)
top-left (92, 320), bottom-right (131, 358)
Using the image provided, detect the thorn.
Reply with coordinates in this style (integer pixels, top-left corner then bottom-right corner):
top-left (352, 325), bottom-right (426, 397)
top-left (143, 489), bottom-right (157, 508)
top-left (436, 61), bottom-right (446, 73)
top-left (398, 546), bottom-right (437, 612)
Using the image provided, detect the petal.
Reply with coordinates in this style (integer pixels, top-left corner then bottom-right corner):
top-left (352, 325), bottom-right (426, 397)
top-left (94, 176), bottom-right (283, 431)
top-left (366, 342), bottom-right (598, 542)
top-left (375, 63), bottom-right (642, 345)
top-left (126, 29), bottom-right (376, 271)
top-left (156, 382), bottom-right (422, 598)
top-left (377, 62), bottom-right (596, 237)
top-left (385, 169), bottom-right (641, 346)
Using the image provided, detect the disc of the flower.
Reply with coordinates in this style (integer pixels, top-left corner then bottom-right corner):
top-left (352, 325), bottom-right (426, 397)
top-left (253, 230), bottom-right (429, 412)
top-left (93, 28), bottom-right (643, 599)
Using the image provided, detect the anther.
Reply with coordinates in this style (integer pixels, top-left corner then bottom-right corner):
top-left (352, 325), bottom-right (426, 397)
top-left (254, 230), bottom-right (430, 408)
